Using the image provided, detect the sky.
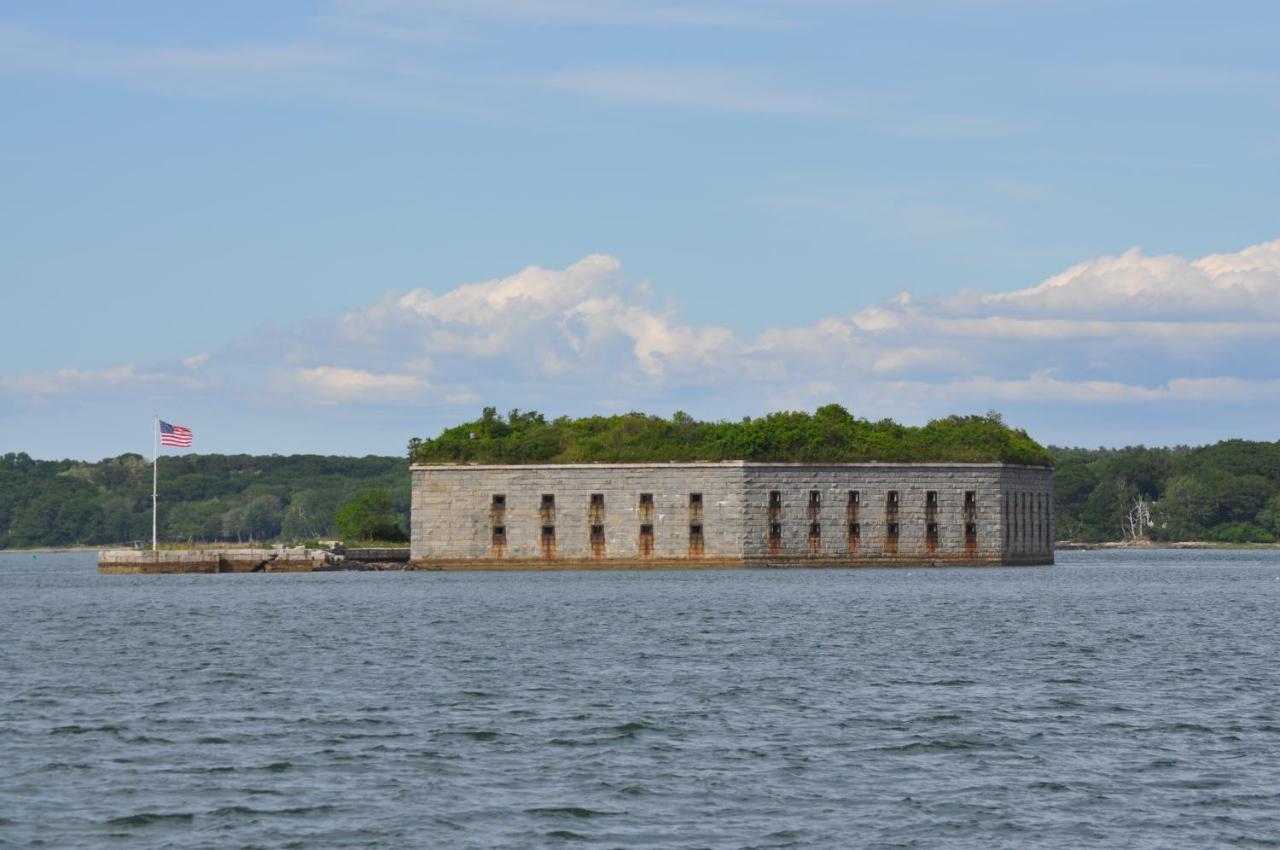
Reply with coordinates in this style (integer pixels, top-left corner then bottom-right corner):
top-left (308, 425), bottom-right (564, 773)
top-left (2, 0), bottom-right (1279, 460)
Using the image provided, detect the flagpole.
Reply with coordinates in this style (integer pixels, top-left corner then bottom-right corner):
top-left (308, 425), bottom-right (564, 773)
top-left (152, 415), bottom-right (158, 552)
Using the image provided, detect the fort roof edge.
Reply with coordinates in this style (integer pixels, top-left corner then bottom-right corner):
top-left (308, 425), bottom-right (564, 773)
top-left (410, 461), bottom-right (1051, 471)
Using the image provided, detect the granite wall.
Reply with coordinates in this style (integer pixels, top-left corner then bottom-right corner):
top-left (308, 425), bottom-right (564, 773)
top-left (410, 462), bottom-right (1053, 569)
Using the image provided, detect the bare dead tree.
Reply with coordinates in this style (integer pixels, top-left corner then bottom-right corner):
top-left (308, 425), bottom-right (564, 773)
top-left (1122, 495), bottom-right (1153, 542)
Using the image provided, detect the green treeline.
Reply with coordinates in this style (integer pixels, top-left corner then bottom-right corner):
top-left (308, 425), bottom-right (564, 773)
top-left (6, 414), bottom-right (1278, 549)
top-left (0, 452), bottom-right (409, 549)
top-left (1052, 441), bottom-right (1280, 543)
top-left (409, 406), bottom-right (1054, 467)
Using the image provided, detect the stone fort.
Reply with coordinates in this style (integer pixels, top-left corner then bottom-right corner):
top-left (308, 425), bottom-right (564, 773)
top-left (410, 461), bottom-right (1053, 568)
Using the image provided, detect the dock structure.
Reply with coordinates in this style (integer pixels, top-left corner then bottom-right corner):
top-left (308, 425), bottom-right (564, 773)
top-left (96, 547), bottom-right (409, 574)
top-left (411, 461), bottom-right (1054, 569)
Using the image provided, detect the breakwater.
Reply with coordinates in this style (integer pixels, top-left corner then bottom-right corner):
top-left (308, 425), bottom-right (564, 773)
top-left (97, 547), bottom-right (410, 574)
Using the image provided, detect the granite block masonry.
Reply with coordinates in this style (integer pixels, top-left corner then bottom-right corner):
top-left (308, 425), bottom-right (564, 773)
top-left (410, 462), bottom-right (1053, 569)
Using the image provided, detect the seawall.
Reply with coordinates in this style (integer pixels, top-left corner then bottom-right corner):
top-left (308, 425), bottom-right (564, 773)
top-left (97, 547), bottom-right (409, 574)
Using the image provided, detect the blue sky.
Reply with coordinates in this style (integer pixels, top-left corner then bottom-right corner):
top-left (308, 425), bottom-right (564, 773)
top-left (2, 0), bottom-right (1279, 459)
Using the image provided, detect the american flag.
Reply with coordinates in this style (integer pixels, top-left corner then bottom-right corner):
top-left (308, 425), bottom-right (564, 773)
top-left (159, 420), bottom-right (193, 448)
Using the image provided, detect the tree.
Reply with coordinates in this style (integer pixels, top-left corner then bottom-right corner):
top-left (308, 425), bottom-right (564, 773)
top-left (1154, 476), bottom-right (1215, 541)
top-left (1257, 493), bottom-right (1280, 539)
top-left (335, 489), bottom-right (406, 542)
top-left (1121, 495), bottom-right (1153, 543)
top-left (1212, 475), bottom-right (1274, 524)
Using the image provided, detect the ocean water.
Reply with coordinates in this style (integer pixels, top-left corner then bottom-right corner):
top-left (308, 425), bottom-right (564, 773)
top-left (2, 551), bottom-right (1279, 849)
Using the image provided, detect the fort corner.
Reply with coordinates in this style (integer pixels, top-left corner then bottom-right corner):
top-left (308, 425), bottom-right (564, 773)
top-left (410, 461), bottom-right (1053, 569)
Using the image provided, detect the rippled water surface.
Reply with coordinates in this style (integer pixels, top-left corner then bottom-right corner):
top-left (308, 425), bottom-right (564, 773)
top-left (3, 551), bottom-right (1280, 849)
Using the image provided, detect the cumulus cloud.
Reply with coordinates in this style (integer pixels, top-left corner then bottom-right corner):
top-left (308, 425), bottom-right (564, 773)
top-left (979, 241), bottom-right (1280, 319)
top-left (294, 238), bottom-right (1280, 413)
top-left (6, 238), bottom-right (1280, 441)
top-left (335, 254), bottom-right (738, 381)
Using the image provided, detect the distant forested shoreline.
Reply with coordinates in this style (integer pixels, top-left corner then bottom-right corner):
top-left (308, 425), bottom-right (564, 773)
top-left (1051, 440), bottom-right (1280, 543)
top-left (0, 452), bottom-right (409, 549)
top-left (3, 434), bottom-right (1279, 549)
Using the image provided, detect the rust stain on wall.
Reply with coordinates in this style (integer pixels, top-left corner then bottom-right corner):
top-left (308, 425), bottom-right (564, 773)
top-left (688, 523), bottom-right (704, 558)
top-left (541, 525), bottom-right (556, 559)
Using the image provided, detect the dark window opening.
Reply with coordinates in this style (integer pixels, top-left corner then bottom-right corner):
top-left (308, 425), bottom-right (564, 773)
top-left (809, 522), bottom-right (821, 537)
top-left (809, 490), bottom-right (821, 506)
top-left (964, 491), bottom-right (976, 509)
top-left (925, 522), bottom-right (939, 553)
top-left (848, 490), bottom-right (860, 505)
top-left (540, 524), bottom-right (556, 558)
top-left (965, 522), bottom-right (977, 542)
top-left (769, 490), bottom-right (782, 507)
top-left (589, 524), bottom-right (606, 557)
top-left (639, 523), bottom-right (654, 557)
top-left (887, 490), bottom-right (899, 505)
top-left (768, 522), bottom-right (782, 554)
top-left (689, 523), bottom-right (704, 556)
top-left (639, 493), bottom-right (654, 507)
top-left (590, 493), bottom-right (604, 508)
top-left (492, 526), bottom-right (507, 545)
top-left (689, 493), bottom-right (702, 506)
top-left (492, 494), bottom-right (506, 509)
top-left (926, 491), bottom-right (938, 508)
top-left (848, 522), bottom-right (861, 546)
top-left (887, 523), bottom-right (900, 539)
top-left (541, 494), bottom-right (555, 508)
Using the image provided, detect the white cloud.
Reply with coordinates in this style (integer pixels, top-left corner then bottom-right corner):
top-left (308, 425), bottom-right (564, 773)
top-left (0, 365), bottom-right (216, 398)
top-left (335, 254), bottom-right (738, 380)
top-left (979, 241), bottom-right (1280, 319)
top-left (8, 239), bottom-right (1280, 439)
top-left (300, 238), bottom-right (1280, 411)
top-left (288, 367), bottom-right (428, 403)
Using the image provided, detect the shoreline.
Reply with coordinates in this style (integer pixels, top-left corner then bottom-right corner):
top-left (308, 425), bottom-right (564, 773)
top-left (6, 542), bottom-right (1280, 555)
top-left (1054, 541), bottom-right (1280, 551)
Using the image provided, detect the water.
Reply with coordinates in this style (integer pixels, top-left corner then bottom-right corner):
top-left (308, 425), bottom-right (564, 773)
top-left (2, 551), bottom-right (1279, 849)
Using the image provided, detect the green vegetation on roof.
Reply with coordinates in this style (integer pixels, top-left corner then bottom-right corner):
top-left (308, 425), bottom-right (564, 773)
top-left (409, 405), bottom-right (1053, 467)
